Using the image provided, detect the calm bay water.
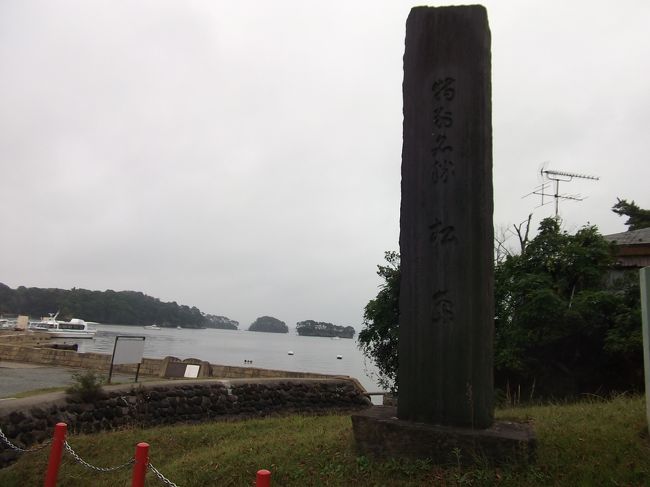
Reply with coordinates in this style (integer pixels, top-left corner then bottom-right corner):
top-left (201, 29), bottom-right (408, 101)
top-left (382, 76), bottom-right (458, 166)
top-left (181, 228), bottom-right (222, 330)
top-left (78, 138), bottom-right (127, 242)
top-left (67, 324), bottom-right (381, 391)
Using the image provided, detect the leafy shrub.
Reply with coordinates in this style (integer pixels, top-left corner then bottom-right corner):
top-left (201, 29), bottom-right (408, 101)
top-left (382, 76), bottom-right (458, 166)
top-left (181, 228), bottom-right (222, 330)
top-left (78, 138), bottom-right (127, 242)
top-left (66, 370), bottom-right (105, 402)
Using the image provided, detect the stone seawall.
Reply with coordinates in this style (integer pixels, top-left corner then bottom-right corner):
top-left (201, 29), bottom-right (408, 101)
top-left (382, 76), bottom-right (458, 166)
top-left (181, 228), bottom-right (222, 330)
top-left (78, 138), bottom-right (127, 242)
top-left (0, 340), bottom-right (338, 381)
top-left (0, 342), bottom-right (162, 376)
top-left (0, 378), bottom-right (371, 468)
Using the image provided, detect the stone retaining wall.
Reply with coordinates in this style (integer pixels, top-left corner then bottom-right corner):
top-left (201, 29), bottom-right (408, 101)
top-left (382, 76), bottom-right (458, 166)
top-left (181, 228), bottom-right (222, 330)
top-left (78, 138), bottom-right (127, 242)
top-left (0, 378), bottom-right (371, 468)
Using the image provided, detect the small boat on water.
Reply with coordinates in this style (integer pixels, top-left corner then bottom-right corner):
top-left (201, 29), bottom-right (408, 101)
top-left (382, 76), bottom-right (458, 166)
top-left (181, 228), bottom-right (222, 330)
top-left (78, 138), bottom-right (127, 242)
top-left (144, 324), bottom-right (162, 330)
top-left (28, 312), bottom-right (97, 339)
top-left (0, 318), bottom-right (14, 329)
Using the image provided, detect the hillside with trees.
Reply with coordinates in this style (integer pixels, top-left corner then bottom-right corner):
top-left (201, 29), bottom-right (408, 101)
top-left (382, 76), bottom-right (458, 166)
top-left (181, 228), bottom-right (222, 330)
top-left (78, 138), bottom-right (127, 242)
top-left (0, 284), bottom-right (237, 329)
top-left (203, 315), bottom-right (239, 330)
top-left (296, 320), bottom-right (355, 338)
top-left (248, 316), bottom-right (288, 333)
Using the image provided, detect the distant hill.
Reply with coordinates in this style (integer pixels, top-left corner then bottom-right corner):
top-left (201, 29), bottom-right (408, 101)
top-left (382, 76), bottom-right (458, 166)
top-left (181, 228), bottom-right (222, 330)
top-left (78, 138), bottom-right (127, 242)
top-left (248, 316), bottom-right (288, 333)
top-left (204, 315), bottom-right (239, 330)
top-left (0, 283), bottom-right (238, 329)
top-left (296, 320), bottom-right (355, 338)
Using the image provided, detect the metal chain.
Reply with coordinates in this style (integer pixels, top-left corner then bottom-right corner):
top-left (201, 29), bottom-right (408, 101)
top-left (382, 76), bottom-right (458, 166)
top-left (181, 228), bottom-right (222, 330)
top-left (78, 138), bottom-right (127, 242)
top-left (149, 463), bottom-right (180, 487)
top-left (64, 441), bottom-right (135, 472)
top-left (0, 427), bottom-right (51, 453)
top-left (2, 425), bottom-right (177, 486)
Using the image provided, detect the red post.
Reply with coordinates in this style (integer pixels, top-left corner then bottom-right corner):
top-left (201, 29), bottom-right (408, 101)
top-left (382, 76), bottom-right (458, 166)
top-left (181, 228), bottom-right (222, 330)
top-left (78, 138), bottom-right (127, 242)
top-left (44, 422), bottom-right (67, 487)
top-left (131, 442), bottom-right (149, 487)
top-left (256, 469), bottom-right (271, 487)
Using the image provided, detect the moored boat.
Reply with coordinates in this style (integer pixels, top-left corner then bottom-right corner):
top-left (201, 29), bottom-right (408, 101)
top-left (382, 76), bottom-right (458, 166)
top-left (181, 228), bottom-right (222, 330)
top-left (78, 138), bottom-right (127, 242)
top-left (28, 312), bottom-right (97, 339)
top-left (0, 318), bottom-right (17, 330)
top-left (144, 324), bottom-right (162, 330)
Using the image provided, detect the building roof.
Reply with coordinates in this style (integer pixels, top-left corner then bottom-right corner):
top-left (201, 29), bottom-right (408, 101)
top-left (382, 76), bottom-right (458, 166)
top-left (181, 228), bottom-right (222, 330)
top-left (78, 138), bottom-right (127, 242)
top-left (602, 227), bottom-right (650, 246)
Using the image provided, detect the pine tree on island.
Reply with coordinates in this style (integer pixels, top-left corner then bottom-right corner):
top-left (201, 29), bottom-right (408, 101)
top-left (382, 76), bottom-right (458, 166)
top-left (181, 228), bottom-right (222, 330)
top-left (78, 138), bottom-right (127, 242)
top-left (296, 320), bottom-right (355, 338)
top-left (247, 316), bottom-right (289, 333)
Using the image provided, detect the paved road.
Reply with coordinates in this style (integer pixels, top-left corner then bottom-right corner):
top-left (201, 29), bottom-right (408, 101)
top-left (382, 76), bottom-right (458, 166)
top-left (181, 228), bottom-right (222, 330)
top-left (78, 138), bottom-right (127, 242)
top-left (0, 361), bottom-right (138, 398)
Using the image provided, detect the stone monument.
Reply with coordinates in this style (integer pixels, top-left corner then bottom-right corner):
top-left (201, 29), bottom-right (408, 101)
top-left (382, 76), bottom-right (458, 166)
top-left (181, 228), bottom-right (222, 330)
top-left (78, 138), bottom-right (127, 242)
top-left (398, 4), bottom-right (494, 429)
top-left (352, 5), bottom-right (535, 464)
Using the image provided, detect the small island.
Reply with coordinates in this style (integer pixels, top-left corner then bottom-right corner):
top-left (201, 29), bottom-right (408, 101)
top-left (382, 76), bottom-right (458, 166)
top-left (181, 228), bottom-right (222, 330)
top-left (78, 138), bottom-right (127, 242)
top-left (248, 316), bottom-right (288, 333)
top-left (296, 320), bottom-right (355, 338)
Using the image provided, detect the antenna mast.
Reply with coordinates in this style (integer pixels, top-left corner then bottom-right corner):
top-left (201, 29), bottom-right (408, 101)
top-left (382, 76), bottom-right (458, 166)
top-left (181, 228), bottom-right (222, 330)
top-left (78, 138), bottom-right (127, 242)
top-left (524, 168), bottom-right (599, 217)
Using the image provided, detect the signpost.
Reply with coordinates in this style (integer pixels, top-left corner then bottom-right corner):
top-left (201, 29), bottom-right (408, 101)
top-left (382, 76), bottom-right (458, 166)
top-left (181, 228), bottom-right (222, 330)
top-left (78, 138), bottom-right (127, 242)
top-left (108, 335), bottom-right (145, 383)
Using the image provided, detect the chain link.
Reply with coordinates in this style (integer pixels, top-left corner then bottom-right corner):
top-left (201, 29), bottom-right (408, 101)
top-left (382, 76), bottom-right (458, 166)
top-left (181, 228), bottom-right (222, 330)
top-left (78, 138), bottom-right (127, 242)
top-left (149, 463), bottom-right (180, 487)
top-left (2, 425), bottom-right (178, 486)
top-left (64, 441), bottom-right (135, 472)
top-left (0, 426), bottom-right (51, 453)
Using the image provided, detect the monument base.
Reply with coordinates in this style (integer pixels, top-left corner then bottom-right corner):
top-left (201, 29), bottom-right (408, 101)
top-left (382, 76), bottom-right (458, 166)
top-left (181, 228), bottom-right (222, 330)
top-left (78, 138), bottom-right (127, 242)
top-left (352, 406), bottom-right (536, 466)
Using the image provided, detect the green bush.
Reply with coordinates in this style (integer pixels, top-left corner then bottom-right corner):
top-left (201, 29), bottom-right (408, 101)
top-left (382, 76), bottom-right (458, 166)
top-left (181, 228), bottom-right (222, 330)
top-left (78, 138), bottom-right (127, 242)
top-left (66, 370), bottom-right (105, 402)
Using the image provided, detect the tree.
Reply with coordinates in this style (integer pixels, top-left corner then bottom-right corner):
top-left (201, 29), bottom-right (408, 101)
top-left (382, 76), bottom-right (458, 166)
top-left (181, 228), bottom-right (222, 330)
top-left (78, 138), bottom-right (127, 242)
top-left (494, 214), bottom-right (532, 263)
top-left (612, 198), bottom-right (650, 231)
top-left (357, 251), bottom-right (400, 392)
top-left (359, 219), bottom-right (643, 398)
top-left (494, 218), bottom-right (641, 396)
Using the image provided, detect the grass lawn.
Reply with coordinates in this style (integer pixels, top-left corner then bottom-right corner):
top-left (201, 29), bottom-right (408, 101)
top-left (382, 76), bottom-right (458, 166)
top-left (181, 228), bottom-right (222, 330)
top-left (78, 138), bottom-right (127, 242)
top-left (0, 394), bottom-right (648, 486)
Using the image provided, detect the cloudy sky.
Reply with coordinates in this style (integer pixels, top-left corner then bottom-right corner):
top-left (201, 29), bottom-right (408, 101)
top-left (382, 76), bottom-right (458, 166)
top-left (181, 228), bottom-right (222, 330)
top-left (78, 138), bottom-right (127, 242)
top-left (1, 0), bottom-right (648, 329)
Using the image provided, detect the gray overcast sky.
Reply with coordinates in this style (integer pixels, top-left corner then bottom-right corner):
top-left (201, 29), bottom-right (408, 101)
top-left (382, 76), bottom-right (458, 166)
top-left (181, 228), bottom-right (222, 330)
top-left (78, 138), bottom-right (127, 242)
top-left (1, 1), bottom-right (649, 328)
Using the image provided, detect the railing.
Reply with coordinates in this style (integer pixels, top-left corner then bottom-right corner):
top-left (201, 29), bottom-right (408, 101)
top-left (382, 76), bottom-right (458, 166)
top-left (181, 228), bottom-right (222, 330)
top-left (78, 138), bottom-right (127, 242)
top-left (1, 422), bottom-right (272, 486)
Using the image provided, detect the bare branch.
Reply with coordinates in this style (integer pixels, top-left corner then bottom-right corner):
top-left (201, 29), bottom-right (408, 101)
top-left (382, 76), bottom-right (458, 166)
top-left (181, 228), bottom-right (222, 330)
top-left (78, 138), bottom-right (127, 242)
top-left (512, 213), bottom-right (533, 253)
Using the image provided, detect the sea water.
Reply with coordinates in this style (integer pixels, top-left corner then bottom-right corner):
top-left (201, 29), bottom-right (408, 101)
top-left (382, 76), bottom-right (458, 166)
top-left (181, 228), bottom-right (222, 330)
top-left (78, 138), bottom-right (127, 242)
top-left (69, 324), bottom-right (382, 392)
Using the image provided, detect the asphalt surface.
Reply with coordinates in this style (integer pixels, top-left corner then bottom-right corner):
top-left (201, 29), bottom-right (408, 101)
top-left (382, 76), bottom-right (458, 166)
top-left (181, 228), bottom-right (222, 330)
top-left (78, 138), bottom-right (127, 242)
top-left (0, 361), bottom-right (138, 398)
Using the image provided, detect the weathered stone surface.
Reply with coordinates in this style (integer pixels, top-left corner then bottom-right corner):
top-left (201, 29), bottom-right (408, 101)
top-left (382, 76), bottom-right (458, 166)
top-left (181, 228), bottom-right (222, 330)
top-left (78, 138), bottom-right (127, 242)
top-left (352, 406), bottom-right (535, 465)
top-left (398, 5), bottom-right (494, 429)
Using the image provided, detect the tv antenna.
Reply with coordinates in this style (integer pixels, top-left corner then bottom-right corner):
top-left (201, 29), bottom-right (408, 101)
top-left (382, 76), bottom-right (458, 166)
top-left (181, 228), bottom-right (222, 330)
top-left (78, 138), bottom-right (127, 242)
top-left (523, 165), bottom-right (599, 217)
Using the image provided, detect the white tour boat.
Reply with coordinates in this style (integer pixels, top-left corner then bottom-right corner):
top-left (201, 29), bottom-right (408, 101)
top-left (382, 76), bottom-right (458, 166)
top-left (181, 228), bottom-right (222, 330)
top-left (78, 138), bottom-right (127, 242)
top-left (28, 312), bottom-right (97, 339)
top-left (144, 324), bottom-right (162, 330)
